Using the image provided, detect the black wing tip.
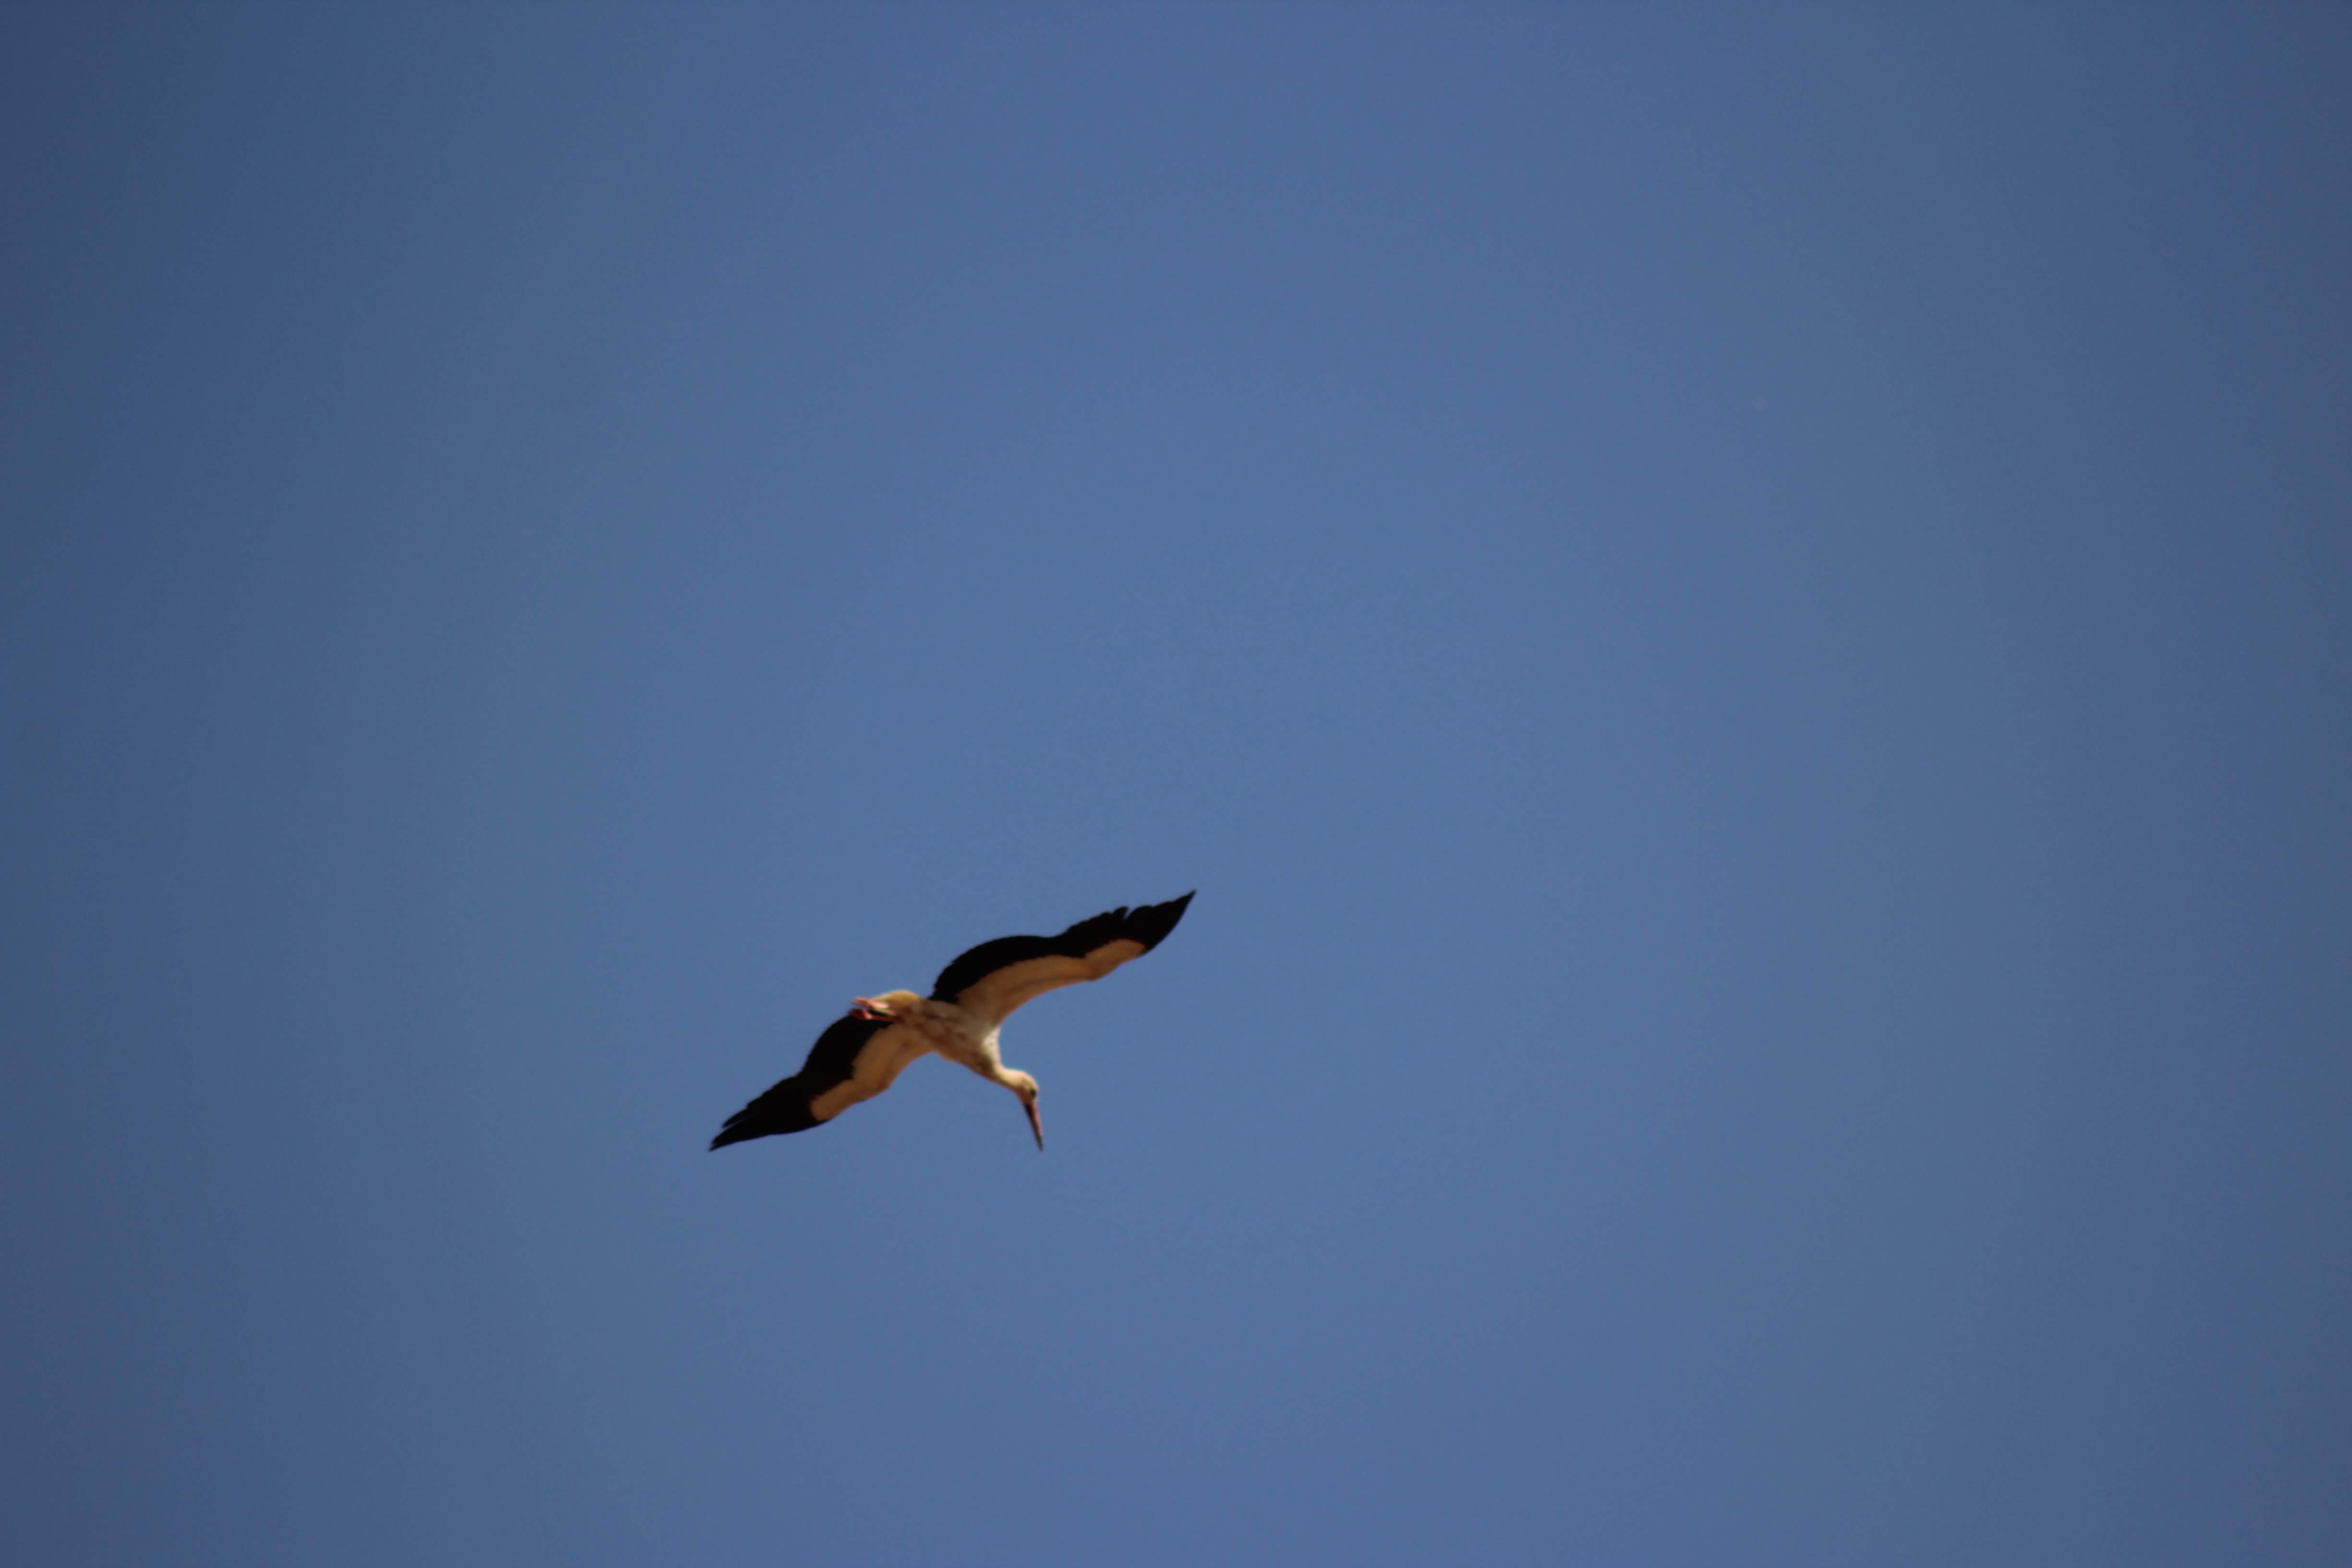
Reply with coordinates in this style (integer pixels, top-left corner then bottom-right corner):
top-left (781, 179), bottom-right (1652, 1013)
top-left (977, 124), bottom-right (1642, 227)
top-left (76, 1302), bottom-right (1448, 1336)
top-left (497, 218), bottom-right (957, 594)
top-left (708, 1105), bottom-right (825, 1149)
top-left (709, 1102), bottom-right (786, 1149)
top-left (1126, 890), bottom-right (1194, 950)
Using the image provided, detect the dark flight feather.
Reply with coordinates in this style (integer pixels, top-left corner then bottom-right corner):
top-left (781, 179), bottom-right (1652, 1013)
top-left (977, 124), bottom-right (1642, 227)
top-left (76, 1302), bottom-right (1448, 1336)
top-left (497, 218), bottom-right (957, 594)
top-left (708, 1011), bottom-right (892, 1149)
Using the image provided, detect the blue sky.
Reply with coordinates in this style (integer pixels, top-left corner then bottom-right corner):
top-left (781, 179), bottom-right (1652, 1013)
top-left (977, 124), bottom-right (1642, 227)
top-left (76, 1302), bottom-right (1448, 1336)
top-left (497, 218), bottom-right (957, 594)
top-left (5, 6), bottom-right (2348, 1564)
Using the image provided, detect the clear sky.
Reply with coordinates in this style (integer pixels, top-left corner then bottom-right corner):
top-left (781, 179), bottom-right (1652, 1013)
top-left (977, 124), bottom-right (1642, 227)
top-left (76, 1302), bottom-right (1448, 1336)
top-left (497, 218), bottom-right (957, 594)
top-left (5, 6), bottom-right (2348, 1565)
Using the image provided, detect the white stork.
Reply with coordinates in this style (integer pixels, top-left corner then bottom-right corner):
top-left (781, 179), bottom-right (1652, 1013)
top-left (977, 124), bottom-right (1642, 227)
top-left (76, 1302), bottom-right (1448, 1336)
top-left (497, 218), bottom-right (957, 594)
top-left (710, 893), bottom-right (1193, 1153)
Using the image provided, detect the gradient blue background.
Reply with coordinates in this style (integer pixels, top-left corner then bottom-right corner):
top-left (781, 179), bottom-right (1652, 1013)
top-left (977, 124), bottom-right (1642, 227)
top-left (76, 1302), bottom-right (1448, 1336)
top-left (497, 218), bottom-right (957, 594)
top-left (6, 6), bottom-right (2348, 1564)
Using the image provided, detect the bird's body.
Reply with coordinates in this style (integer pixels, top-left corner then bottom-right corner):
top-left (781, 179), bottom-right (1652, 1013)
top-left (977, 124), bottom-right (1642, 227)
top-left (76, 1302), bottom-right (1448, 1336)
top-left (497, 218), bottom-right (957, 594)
top-left (710, 893), bottom-right (1193, 1152)
top-left (805, 992), bottom-right (1004, 1123)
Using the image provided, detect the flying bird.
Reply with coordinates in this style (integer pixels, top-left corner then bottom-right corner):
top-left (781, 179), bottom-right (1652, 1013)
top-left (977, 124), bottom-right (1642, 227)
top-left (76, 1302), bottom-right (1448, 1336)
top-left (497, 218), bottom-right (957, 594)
top-left (710, 893), bottom-right (1193, 1153)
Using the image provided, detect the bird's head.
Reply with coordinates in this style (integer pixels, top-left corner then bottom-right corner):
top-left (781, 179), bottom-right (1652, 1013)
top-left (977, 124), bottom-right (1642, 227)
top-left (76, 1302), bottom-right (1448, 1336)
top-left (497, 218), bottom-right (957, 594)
top-left (849, 990), bottom-right (922, 1021)
top-left (1005, 1070), bottom-right (1043, 1151)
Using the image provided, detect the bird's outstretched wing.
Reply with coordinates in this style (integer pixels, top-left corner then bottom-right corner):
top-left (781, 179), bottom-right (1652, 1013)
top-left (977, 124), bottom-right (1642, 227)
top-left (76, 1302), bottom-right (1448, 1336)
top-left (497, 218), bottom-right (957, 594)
top-left (930, 892), bottom-right (1194, 1027)
top-left (709, 1012), bottom-right (932, 1149)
